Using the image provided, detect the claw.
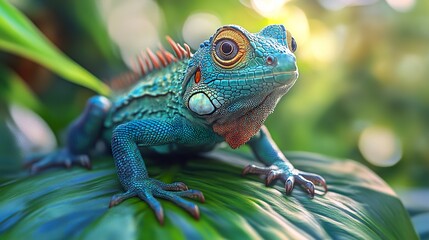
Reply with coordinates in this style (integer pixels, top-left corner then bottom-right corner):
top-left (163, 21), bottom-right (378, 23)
top-left (306, 182), bottom-right (315, 198)
top-left (190, 205), bottom-right (200, 220)
top-left (64, 159), bottom-right (72, 169)
top-left (242, 164), bottom-right (253, 175)
top-left (140, 193), bottom-right (164, 225)
top-left (243, 162), bottom-right (327, 199)
top-left (285, 176), bottom-right (294, 195)
top-left (109, 191), bottom-right (135, 208)
top-left (176, 190), bottom-right (205, 203)
top-left (111, 179), bottom-right (204, 224)
top-left (296, 175), bottom-right (315, 198)
top-left (265, 170), bottom-right (276, 186)
top-left (176, 182), bottom-right (189, 191)
top-left (300, 171), bottom-right (328, 193)
top-left (79, 155), bottom-right (92, 170)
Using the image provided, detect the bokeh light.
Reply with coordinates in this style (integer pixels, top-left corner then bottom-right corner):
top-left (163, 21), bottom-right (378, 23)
top-left (9, 105), bottom-right (57, 154)
top-left (385, 0), bottom-right (415, 12)
top-left (182, 13), bottom-right (221, 50)
top-left (278, 6), bottom-right (310, 45)
top-left (300, 20), bottom-right (337, 63)
top-left (250, 0), bottom-right (290, 18)
top-left (319, 0), bottom-right (378, 11)
top-left (98, 0), bottom-right (162, 66)
top-left (359, 126), bottom-right (402, 167)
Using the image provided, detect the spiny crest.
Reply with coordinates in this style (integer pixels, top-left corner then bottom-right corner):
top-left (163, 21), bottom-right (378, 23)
top-left (108, 36), bottom-right (192, 91)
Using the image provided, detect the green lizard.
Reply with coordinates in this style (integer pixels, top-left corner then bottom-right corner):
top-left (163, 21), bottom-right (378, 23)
top-left (28, 24), bottom-right (327, 224)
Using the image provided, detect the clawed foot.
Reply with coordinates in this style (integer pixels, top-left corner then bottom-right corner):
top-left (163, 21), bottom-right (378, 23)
top-left (109, 178), bottom-right (205, 224)
top-left (25, 149), bottom-right (91, 174)
top-left (242, 163), bottom-right (327, 198)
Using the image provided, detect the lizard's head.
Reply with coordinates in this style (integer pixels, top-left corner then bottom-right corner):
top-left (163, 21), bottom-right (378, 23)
top-left (182, 24), bottom-right (298, 148)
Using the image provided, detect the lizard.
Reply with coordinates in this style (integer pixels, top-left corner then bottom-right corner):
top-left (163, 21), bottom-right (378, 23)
top-left (27, 24), bottom-right (327, 224)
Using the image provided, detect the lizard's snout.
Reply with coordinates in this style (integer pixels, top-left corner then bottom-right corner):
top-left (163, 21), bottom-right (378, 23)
top-left (268, 53), bottom-right (298, 85)
top-left (269, 53), bottom-right (297, 72)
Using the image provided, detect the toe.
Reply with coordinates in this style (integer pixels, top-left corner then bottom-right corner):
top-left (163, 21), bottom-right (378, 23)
top-left (299, 171), bottom-right (328, 192)
top-left (139, 192), bottom-right (164, 224)
top-left (285, 176), bottom-right (295, 195)
top-left (28, 154), bottom-right (57, 174)
top-left (265, 170), bottom-right (279, 186)
top-left (175, 190), bottom-right (205, 203)
top-left (77, 155), bottom-right (92, 170)
top-left (296, 175), bottom-right (315, 198)
top-left (155, 191), bottom-right (200, 220)
top-left (242, 164), bottom-right (274, 175)
top-left (158, 181), bottom-right (189, 191)
top-left (109, 191), bottom-right (135, 208)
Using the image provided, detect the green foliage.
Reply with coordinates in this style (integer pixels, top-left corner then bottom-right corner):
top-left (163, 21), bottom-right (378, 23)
top-left (0, 151), bottom-right (417, 239)
top-left (0, 0), bottom-right (424, 238)
top-left (0, 0), bottom-right (110, 95)
top-left (0, 65), bottom-right (41, 110)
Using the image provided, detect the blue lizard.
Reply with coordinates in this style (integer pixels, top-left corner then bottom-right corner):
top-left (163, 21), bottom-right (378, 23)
top-left (28, 25), bottom-right (327, 224)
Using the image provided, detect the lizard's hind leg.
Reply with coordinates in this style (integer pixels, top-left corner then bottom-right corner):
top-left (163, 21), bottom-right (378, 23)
top-left (26, 96), bottom-right (111, 174)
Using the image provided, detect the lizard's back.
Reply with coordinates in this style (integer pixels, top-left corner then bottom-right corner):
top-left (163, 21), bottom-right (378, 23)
top-left (102, 58), bottom-right (221, 154)
top-left (104, 60), bottom-right (189, 130)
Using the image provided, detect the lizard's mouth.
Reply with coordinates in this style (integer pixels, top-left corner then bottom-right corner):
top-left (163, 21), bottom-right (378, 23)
top-left (207, 70), bottom-right (298, 87)
top-left (258, 70), bottom-right (298, 85)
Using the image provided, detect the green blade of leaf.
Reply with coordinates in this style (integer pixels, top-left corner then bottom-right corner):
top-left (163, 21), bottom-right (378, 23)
top-left (0, 1), bottom-right (111, 96)
top-left (0, 65), bottom-right (41, 111)
top-left (69, 1), bottom-right (119, 64)
top-left (0, 151), bottom-right (418, 239)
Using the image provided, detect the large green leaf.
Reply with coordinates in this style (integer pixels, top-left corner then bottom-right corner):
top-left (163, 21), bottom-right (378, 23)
top-left (0, 1), bottom-right (110, 95)
top-left (0, 151), bottom-right (417, 239)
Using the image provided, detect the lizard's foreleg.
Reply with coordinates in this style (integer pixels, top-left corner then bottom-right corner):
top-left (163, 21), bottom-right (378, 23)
top-left (109, 119), bottom-right (204, 224)
top-left (243, 125), bottom-right (327, 197)
top-left (27, 96), bottom-right (111, 173)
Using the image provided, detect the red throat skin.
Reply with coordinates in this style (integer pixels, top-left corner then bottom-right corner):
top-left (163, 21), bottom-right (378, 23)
top-left (212, 93), bottom-right (278, 148)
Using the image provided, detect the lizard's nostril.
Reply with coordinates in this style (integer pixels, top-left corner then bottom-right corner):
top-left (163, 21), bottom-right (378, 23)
top-left (266, 56), bottom-right (277, 66)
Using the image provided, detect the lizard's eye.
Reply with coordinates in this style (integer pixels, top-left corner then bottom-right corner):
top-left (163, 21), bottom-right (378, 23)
top-left (211, 27), bottom-right (249, 69)
top-left (290, 37), bottom-right (297, 52)
top-left (286, 30), bottom-right (297, 53)
top-left (215, 39), bottom-right (238, 61)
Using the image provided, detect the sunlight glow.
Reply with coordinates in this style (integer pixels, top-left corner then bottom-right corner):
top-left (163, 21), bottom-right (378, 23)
top-left (300, 20), bottom-right (337, 63)
top-left (182, 13), bottom-right (221, 50)
top-left (98, 0), bottom-right (162, 66)
top-left (250, 0), bottom-right (290, 18)
top-left (278, 6), bottom-right (310, 45)
top-left (319, 0), bottom-right (378, 11)
top-left (359, 126), bottom-right (402, 167)
top-left (385, 0), bottom-right (415, 12)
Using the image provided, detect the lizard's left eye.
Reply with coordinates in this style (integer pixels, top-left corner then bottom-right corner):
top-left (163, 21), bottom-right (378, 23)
top-left (290, 37), bottom-right (297, 52)
top-left (215, 39), bottom-right (238, 61)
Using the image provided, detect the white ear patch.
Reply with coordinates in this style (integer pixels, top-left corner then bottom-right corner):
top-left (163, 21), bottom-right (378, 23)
top-left (188, 92), bottom-right (215, 115)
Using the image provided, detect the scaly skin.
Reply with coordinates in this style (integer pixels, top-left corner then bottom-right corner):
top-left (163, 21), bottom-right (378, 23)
top-left (28, 25), bottom-right (327, 224)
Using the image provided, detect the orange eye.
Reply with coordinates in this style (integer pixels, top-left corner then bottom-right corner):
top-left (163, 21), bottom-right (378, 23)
top-left (211, 28), bottom-right (249, 69)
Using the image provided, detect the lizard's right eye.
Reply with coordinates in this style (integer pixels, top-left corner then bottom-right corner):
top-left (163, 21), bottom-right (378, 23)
top-left (211, 27), bottom-right (249, 69)
top-left (215, 39), bottom-right (238, 61)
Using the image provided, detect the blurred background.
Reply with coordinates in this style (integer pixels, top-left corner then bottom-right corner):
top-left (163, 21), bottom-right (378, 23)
top-left (0, 0), bottom-right (428, 221)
